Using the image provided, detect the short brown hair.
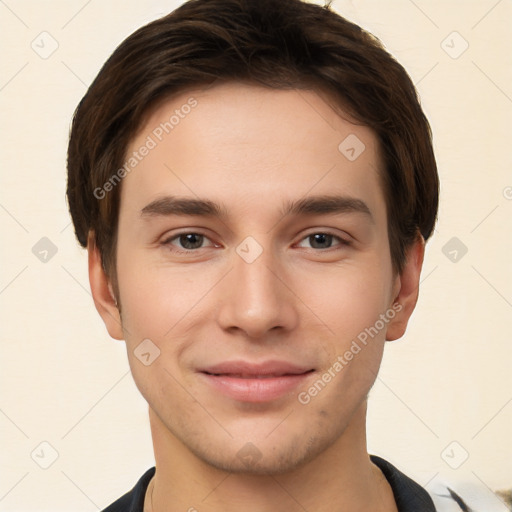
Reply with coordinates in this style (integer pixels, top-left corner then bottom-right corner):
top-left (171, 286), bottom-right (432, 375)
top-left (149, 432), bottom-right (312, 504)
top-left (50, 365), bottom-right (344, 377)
top-left (66, 0), bottom-right (438, 277)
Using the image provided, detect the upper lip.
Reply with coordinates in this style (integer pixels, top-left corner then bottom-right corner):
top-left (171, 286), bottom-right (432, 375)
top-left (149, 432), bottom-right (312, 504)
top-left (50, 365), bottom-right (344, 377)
top-left (199, 360), bottom-right (314, 377)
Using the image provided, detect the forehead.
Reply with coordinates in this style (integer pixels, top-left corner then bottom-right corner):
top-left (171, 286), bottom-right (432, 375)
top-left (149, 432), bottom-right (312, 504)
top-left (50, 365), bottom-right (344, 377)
top-left (120, 82), bottom-right (386, 222)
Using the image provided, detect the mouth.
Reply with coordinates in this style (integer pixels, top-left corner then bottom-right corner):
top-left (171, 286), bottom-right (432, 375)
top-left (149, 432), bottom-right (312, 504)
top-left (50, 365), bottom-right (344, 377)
top-left (203, 372), bottom-right (311, 378)
top-left (198, 361), bottom-right (315, 402)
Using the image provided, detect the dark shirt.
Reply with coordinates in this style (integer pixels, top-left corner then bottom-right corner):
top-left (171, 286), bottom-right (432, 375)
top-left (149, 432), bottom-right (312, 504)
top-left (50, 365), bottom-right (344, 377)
top-left (102, 455), bottom-right (437, 511)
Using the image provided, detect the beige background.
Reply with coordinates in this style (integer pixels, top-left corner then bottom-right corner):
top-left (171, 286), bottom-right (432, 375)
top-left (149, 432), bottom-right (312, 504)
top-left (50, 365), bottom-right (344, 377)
top-left (1, 0), bottom-right (511, 510)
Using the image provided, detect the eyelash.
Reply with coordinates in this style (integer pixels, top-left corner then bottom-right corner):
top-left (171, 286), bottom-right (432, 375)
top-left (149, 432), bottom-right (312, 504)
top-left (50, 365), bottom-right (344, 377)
top-left (162, 232), bottom-right (217, 254)
top-left (161, 231), bottom-right (352, 254)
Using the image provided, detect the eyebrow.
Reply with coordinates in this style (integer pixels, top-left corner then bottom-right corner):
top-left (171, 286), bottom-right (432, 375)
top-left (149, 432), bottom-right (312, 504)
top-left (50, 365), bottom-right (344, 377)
top-left (280, 195), bottom-right (373, 222)
top-left (140, 194), bottom-right (373, 222)
top-left (141, 197), bottom-right (225, 217)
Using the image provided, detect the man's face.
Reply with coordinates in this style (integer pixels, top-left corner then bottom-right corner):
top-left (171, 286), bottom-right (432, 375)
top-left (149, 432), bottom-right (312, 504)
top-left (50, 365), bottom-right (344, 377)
top-left (107, 82), bottom-right (403, 473)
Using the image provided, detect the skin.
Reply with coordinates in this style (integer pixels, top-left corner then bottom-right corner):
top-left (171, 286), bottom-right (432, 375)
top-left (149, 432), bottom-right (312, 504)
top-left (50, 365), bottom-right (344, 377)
top-left (89, 81), bottom-right (424, 512)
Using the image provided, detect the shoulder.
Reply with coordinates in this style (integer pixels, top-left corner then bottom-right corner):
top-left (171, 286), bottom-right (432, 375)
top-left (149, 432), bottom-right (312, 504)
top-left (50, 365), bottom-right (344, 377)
top-left (371, 455), bottom-right (437, 511)
top-left (427, 478), bottom-right (511, 512)
top-left (371, 456), bottom-right (511, 512)
top-left (101, 467), bottom-right (155, 512)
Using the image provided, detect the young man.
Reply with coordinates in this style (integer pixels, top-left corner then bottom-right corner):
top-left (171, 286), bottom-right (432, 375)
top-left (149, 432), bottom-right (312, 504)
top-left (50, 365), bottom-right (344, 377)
top-left (66, 0), bottom-right (439, 510)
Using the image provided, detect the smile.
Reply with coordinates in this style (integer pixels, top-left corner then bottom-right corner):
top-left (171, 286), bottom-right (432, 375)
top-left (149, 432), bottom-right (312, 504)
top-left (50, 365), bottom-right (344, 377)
top-left (198, 361), bottom-right (315, 402)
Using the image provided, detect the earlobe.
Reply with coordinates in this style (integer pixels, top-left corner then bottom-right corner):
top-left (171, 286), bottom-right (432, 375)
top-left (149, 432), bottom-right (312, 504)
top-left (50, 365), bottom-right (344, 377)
top-left (385, 234), bottom-right (425, 341)
top-left (87, 232), bottom-right (124, 340)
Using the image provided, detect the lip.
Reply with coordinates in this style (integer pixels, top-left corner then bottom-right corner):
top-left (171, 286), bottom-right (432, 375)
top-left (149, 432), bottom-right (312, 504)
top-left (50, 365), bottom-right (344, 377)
top-left (198, 360), bottom-right (315, 403)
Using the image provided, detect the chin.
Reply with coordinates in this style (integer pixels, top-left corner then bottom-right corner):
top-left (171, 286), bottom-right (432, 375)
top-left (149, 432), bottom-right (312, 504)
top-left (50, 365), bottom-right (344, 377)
top-left (185, 429), bottom-right (338, 476)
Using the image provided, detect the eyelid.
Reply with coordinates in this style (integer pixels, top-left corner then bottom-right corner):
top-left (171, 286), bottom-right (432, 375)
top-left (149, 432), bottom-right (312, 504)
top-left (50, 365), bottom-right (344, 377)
top-left (161, 230), bottom-right (219, 250)
top-left (158, 228), bottom-right (353, 253)
top-left (295, 230), bottom-right (353, 248)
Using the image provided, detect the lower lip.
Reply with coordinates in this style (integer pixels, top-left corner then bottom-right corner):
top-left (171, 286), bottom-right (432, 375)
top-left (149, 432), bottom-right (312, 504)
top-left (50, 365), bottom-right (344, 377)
top-left (200, 372), bottom-right (313, 402)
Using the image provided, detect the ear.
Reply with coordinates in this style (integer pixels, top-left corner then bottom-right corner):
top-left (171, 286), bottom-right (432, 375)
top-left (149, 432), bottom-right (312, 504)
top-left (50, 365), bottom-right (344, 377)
top-left (386, 234), bottom-right (425, 341)
top-left (87, 232), bottom-right (124, 340)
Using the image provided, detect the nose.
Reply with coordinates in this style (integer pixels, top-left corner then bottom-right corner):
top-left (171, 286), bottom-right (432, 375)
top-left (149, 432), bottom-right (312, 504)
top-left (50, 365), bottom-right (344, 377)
top-left (216, 243), bottom-right (299, 340)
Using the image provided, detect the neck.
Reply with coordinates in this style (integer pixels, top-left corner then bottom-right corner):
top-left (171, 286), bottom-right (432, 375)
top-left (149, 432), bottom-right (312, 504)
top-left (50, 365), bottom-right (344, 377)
top-left (146, 400), bottom-right (397, 512)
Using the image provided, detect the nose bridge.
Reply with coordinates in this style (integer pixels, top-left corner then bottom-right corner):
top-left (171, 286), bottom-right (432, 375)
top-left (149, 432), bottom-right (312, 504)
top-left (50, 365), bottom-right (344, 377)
top-left (217, 237), bottom-right (297, 338)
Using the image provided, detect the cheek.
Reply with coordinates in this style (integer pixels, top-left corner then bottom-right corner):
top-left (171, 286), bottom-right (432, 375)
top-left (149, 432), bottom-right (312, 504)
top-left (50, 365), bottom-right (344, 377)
top-left (295, 261), bottom-right (393, 344)
top-left (297, 273), bottom-right (389, 416)
top-left (117, 265), bottom-right (205, 404)
top-left (117, 260), bottom-right (193, 334)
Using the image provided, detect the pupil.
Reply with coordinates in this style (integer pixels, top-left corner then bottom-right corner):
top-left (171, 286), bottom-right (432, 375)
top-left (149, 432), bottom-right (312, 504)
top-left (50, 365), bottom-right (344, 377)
top-left (180, 233), bottom-right (203, 249)
top-left (311, 233), bottom-right (332, 249)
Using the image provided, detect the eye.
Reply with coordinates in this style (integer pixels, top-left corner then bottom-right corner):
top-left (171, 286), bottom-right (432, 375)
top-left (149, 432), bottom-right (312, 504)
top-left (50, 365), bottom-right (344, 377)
top-left (296, 232), bottom-right (350, 250)
top-left (163, 232), bottom-right (215, 251)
